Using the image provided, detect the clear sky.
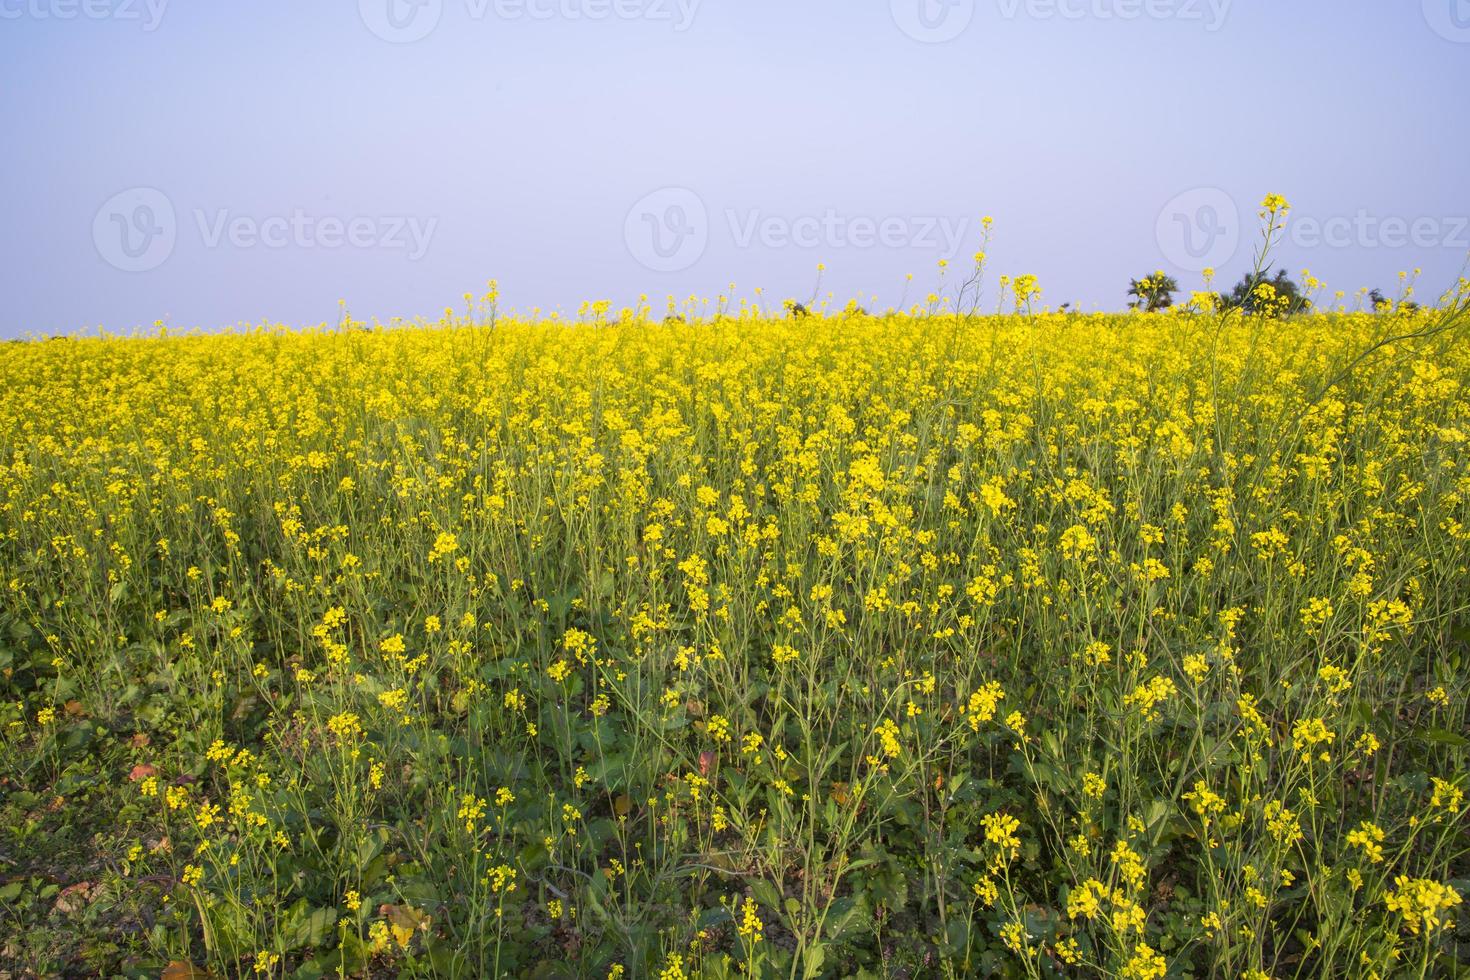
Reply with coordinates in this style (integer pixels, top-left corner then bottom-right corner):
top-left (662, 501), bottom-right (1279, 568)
top-left (1, 1), bottom-right (1467, 336)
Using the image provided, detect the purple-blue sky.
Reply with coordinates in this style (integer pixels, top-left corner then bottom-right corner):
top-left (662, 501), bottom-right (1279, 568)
top-left (1, 1), bottom-right (1467, 336)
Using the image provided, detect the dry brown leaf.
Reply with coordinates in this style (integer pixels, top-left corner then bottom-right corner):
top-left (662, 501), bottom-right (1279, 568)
top-left (54, 882), bottom-right (93, 915)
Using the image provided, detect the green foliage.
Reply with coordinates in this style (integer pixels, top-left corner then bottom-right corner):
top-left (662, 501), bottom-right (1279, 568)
top-left (1217, 269), bottom-right (1310, 318)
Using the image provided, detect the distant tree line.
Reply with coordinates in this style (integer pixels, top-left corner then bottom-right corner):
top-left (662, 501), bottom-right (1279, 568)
top-left (1127, 269), bottom-right (1416, 317)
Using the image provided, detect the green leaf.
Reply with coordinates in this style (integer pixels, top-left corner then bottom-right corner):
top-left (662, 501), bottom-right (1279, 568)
top-left (279, 900), bottom-right (339, 951)
top-left (801, 944), bottom-right (826, 979)
top-left (750, 878), bottom-right (782, 913)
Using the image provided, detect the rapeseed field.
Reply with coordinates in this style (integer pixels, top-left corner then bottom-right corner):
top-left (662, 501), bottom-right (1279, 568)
top-left (2, 214), bottom-right (1468, 978)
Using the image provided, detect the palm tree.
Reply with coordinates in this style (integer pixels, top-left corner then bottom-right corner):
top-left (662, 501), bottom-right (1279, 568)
top-left (1127, 271), bottom-right (1179, 312)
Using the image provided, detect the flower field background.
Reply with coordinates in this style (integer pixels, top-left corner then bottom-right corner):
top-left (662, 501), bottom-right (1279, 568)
top-left (2, 291), bottom-right (1469, 977)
